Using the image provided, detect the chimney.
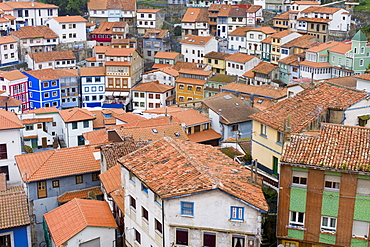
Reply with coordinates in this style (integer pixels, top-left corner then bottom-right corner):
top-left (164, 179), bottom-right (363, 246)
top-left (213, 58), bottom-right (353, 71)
top-left (0, 173), bottom-right (7, 192)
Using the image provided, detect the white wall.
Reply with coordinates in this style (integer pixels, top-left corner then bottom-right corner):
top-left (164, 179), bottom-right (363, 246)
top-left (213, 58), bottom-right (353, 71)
top-left (0, 128), bottom-right (22, 183)
top-left (66, 227), bottom-right (116, 247)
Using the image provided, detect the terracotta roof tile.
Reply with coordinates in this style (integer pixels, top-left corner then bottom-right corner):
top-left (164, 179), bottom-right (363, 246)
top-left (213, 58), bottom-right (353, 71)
top-left (154, 51), bottom-right (180, 59)
top-left (28, 107), bottom-right (58, 114)
top-left (301, 6), bottom-right (342, 14)
top-left (99, 164), bottom-right (121, 193)
top-left (118, 137), bottom-right (268, 212)
top-left (299, 60), bottom-right (332, 68)
top-left (179, 69), bottom-right (212, 76)
top-left (354, 73), bottom-right (370, 81)
top-left (328, 42), bottom-right (351, 54)
top-left (243, 62), bottom-right (277, 77)
top-left (90, 21), bottom-right (127, 35)
top-left (188, 128), bottom-right (222, 142)
top-left (0, 108), bottom-right (23, 130)
top-left (99, 138), bottom-right (149, 169)
top-left (282, 123), bottom-right (370, 171)
top-left (180, 35), bottom-right (214, 45)
top-left (0, 185), bottom-right (30, 230)
top-left (15, 145), bottom-right (101, 182)
top-left (250, 82), bottom-right (367, 133)
top-left (25, 69), bottom-right (78, 81)
top-left (0, 70), bottom-right (27, 81)
top-left (278, 54), bottom-right (300, 65)
top-left (133, 80), bottom-right (174, 93)
top-left (114, 112), bottom-right (147, 123)
top-left (143, 29), bottom-right (169, 39)
top-left (152, 64), bottom-right (172, 69)
top-left (273, 11), bottom-right (291, 20)
top-left (270, 30), bottom-right (293, 39)
top-left (22, 118), bottom-right (53, 124)
top-left (222, 82), bottom-right (287, 99)
top-left (142, 106), bottom-right (184, 115)
top-left (0, 1), bottom-right (58, 9)
top-left (298, 17), bottom-right (332, 23)
top-left (11, 26), bottom-right (58, 39)
top-left (59, 108), bottom-right (94, 123)
top-left (28, 51), bottom-right (75, 63)
top-left (0, 96), bottom-right (22, 107)
top-left (83, 129), bottom-right (108, 145)
top-left (176, 77), bottom-right (206, 86)
top-left (0, 36), bottom-right (16, 45)
top-left (182, 7), bottom-right (209, 22)
top-left (281, 35), bottom-right (318, 48)
top-left (172, 61), bottom-right (209, 71)
top-left (105, 47), bottom-right (136, 57)
top-left (228, 27), bottom-right (252, 36)
top-left (292, 1), bottom-right (320, 4)
top-left (44, 199), bottom-right (117, 247)
top-left (169, 108), bottom-right (211, 126)
top-left (226, 53), bottom-right (258, 63)
top-left (250, 26), bottom-right (276, 34)
top-left (247, 5), bottom-right (262, 12)
top-left (52, 16), bottom-right (88, 23)
top-left (261, 35), bottom-right (272, 43)
top-left (57, 186), bottom-right (103, 203)
top-left (80, 66), bottom-right (105, 77)
top-left (202, 93), bottom-right (260, 124)
top-left (137, 8), bottom-right (161, 13)
top-left (306, 41), bottom-right (341, 53)
top-left (204, 51), bottom-right (230, 60)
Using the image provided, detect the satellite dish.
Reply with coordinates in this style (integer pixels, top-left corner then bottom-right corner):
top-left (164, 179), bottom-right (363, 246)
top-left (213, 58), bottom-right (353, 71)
top-left (278, 244), bottom-right (284, 247)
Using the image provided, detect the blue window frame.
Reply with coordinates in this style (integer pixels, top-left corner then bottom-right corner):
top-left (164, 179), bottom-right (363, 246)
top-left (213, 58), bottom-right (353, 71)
top-left (181, 201), bottom-right (194, 216)
top-left (230, 206), bottom-right (244, 221)
top-left (141, 183), bottom-right (148, 194)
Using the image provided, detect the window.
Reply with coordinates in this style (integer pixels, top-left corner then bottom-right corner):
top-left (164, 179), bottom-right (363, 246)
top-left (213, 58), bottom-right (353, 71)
top-left (0, 166), bottom-right (9, 180)
top-left (321, 216), bottom-right (336, 233)
top-left (260, 124), bottom-right (267, 136)
top-left (92, 172), bottom-right (99, 181)
top-left (0, 234), bottom-right (11, 247)
top-left (290, 211), bottom-right (304, 227)
top-left (277, 132), bottom-right (283, 144)
top-left (155, 194), bottom-right (162, 206)
top-left (149, 93), bottom-right (153, 99)
top-left (72, 122), bottom-right (78, 130)
top-left (232, 235), bottom-right (245, 247)
top-left (181, 201), bottom-right (194, 216)
top-left (155, 219), bottom-right (162, 234)
top-left (203, 232), bottom-right (216, 247)
top-left (129, 172), bottom-right (135, 183)
top-left (52, 91), bottom-right (57, 97)
top-left (83, 120), bottom-right (89, 128)
top-left (360, 59), bottom-right (364, 67)
top-left (140, 93), bottom-right (144, 98)
top-left (135, 229), bottom-right (141, 244)
top-left (187, 85), bottom-right (193, 91)
top-left (76, 175), bottom-right (83, 184)
top-left (324, 175), bottom-right (340, 190)
top-left (52, 180), bottom-right (59, 188)
top-left (130, 195), bottom-right (136, 209)
top-left (43, 82), bottom-right (48, 88)
top-left (352, 220), bottom-right (369, 239)
top-left (292, 171), bottom-right (307, 185)
top-left (0, 144), bottom-right (8, 160)
top-left (25, 125), bottom-right (34, 131)
top-left (176, 229), bottom-right (188, 245)
top-left (142, 207), bottom-right (148, 221)
top-left (155, 94), bottom-right (160, 99)
top-left (44, 92), bottom-right (49, 98)
top-left (231, 124), bottom-right (238, 132)
top-left (230, 206), bottom-right (244, 221)
top-left (179, 84), bottom-right (184, 90)
top-left (62, 24), bottom-right (66, 29)
top-left (37, 181), bottom-right (47, 198)
top-left (141, 183), bottom-right (148, 194)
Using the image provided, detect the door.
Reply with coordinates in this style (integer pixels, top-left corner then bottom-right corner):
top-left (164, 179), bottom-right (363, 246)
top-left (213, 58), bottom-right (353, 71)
top-left (31, 138), bottom-right (37, 148)
top-left (273, 156), bottom-right (279, 176)
top-left (37, 181), bottom-right (47, 198)
top-left (42, 137), bottom-right (47, 148)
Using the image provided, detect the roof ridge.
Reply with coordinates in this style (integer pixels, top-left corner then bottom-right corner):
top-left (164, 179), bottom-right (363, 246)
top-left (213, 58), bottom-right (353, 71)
top-left (0, 113), bottom-right (23, 129)
top-left (164, 137), bottom-right (222, 188)
top-left (75, 199), bottom-right (89, 227)
top-left (25, 150), bottom-right (55, 181)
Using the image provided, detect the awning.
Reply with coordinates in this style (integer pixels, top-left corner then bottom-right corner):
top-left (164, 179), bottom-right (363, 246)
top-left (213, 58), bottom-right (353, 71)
top-left (359, 115), bottom-right (370, 120)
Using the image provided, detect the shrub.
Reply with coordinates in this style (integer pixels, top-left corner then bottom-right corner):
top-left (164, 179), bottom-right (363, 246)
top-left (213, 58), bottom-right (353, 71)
top-left (23, 145), bottom-right (33, 153)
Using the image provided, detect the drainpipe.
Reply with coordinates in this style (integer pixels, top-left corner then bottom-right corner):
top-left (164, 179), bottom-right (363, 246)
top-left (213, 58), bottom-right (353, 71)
top-left (162, 200), bottom-right (165, 247)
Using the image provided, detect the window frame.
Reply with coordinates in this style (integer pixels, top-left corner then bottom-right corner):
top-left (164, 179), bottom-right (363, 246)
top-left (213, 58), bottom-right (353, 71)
top-left (180, 201), bottom-right (194, 216)
top-left (176, 228), bottom-right (189, 245)
top-left (76, 175), bottom-right (83, 184)
top-left (52, 180), bottom-right (59, 188)
top-left (142, 206), bottom-right (149, 221)
top-left (321, 216), bottom-right (337, 233)
top-left (230, 206), bottom-right (244, 221)
top-left (130, 195), bottom-right (136, 209)
top-left (289, 211), bottom-right (305, 227)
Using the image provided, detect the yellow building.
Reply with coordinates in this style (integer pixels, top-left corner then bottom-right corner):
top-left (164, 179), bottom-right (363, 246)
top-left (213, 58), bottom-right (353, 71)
top-left (175, 69), bottom-right (212, 103)
top-left (273, 11), bottom-right (290, 32)
top-left (204, 51), bottom-right (230, 74)
top-left (270, 30), bottom-right (301, 64)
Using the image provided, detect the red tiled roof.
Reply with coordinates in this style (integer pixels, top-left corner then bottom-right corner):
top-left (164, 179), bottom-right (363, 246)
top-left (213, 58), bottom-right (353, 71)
top-left (301, 6), bottom-right (342, 14)
top-left (152, 63), bottom-right (172, 69)
top-left (133, 81), bottom-right (174, 93)
top-left (28, 107), bottom-right (58, 114)
top-left (282, 123), bottom-right (370, 171)
top-left (59, 108), bottom-right (95, 123)
top-left (114, 112), bottom-right (147, 123)
top-left (222, 82), bottom-right (287, 99)
top-left (180, 35), bottom-right (214, 45)
top-left (250, 82), bottom-right (367, 133)
top-left (0, 1), bottom-right (58, 10)
top-left (299, 60), bottom-right (332, 68)
top-left (137, 8), bottom-right (161, 13)
top-left (80, 66), bottom-right (105, 77)
top-left (143, 29), bottom-right (169, 39)
top-left (118, 137), bottom-right (268, 212)
top-left (328, 42), bottom-right (351, 54)
top-left (90, 21), bottom-right (127, 35)
top-left (0, 70), bottom-right (27, 81)
top-left (52, 16), bottom-right (88, 23)
top-left (0, 185), bottom-right (30, 230)
top-left (170, 108), bottom-right (211, 126)
top-left (83, 129), bottom-right (108, 145)
top-left (0, 96), bottom-right (22, 107)
top-left (306, 41), bottom-right (341, 53)
top-left (25, 69), bottom-right (78, 81)
top-left (298, 17), bottom-right (332, 23)
top-left (228, 27), bottom-right (251, 36)
top-left (188, 128), bottom-right (222, 142)
top-left (22, 118), bottom-right (53, 124)
top-left (44, 199), bottom-right (117, 247)
top-left (15, 145), bottom-right (100, 182)
top-left (182, 7), bottom-right (209, 22)
top-left (11, 26), bottom-right (58, 39)
top-left (154, 51), bottom-right (180, 59)
top-left (28, 51), bottom-right (75, 63)
top-left (99, 164), bottom-right (121, 194)
top-left (57, 186), bottom-right (103, 203)
top-left (226, 53), bottom-right (258, 63)
top-left (0, 109), bottom-right (23, 130)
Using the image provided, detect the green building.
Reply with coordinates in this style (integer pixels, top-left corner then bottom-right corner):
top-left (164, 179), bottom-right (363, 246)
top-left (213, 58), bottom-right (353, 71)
top-left (204, 73), bottom-right (237, 98)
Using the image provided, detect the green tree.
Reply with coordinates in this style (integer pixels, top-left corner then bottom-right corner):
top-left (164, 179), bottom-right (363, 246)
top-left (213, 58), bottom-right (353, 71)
top-left (39, 0), bottom-right (87, 16)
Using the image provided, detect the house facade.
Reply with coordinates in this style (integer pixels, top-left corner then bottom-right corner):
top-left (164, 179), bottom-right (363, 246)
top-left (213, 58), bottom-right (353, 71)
top-left (80, 66), bottom-right (106, 108)
top-left (0, 70), bottom-right (29, 111)
top-left (46, 16), bottom-right (87, 43)
top-left (142, 29), bottom-right (170, 63)
top-left (137, 9), bottom-right (164, 35)
top-left (180, 35), bottom-right (218, 63)
top-left (0, 36), bottom-right (18, 67)
top-left (25, 50), bottom-right (76, 70)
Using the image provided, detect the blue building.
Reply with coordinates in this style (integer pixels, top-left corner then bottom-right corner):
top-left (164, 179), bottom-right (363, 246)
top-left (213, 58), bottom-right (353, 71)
top-left (278, 54), bottom-right (302, 84)
top-left (143, 29), bottom-right (170, 63)
top-left (23, 69), bottom-right (79, 110)
top-left (0, 175), bottom-right (31, 247)
top-left (15, 145), bottom-right (102, 245)
top-left (80, 66), bottom-right (106, 108)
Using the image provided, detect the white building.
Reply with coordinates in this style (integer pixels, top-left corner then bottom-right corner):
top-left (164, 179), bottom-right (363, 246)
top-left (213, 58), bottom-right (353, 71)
top-left (0, 109), bottom-right (23, 184)
top-left (119, 137), bottom-right (268, 247)
top-left (131, 80), bottom-right (175, 113)
top-left (290, 1), bottom-right (320, 11)
top-left (59, 108), bottom-right (94, 147)
top-left (46, 16), bottom-right (87, 43)
top-left (226, 53), bottom-right (261, 76)
top-left (25, 50), bottom-right (76, 70)
top-left (0, 36), bottom-right (18, 66)
top-left (137, 9), bottom-right (164, 35)
top-left (181, 8), bottom-right (209, 38)
top-left (0, 1), bottom-right (58, 27)
top-left (142, 67), bottom-right (179, 86)
top-left (87, 0), bottom-right (136, 25)
top-left (44, 199), bottom-right (117, 247)
top-left (180, 35), bottom-right (218, 63)
top-left (245, 26), bottom-right (276, 56)
top-left (11, 26), bottom-right (59, 60)
top-left (0, 70), bottom-right (29, 111)
top-left (246, 5), bottom-right (263, 26)
top-left (80, 66), bottom-right (106, 108)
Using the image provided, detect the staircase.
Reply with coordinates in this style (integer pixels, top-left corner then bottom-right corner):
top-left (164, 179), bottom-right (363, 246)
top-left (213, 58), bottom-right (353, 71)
top-left (58, 137), bottom-right (67, 148)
